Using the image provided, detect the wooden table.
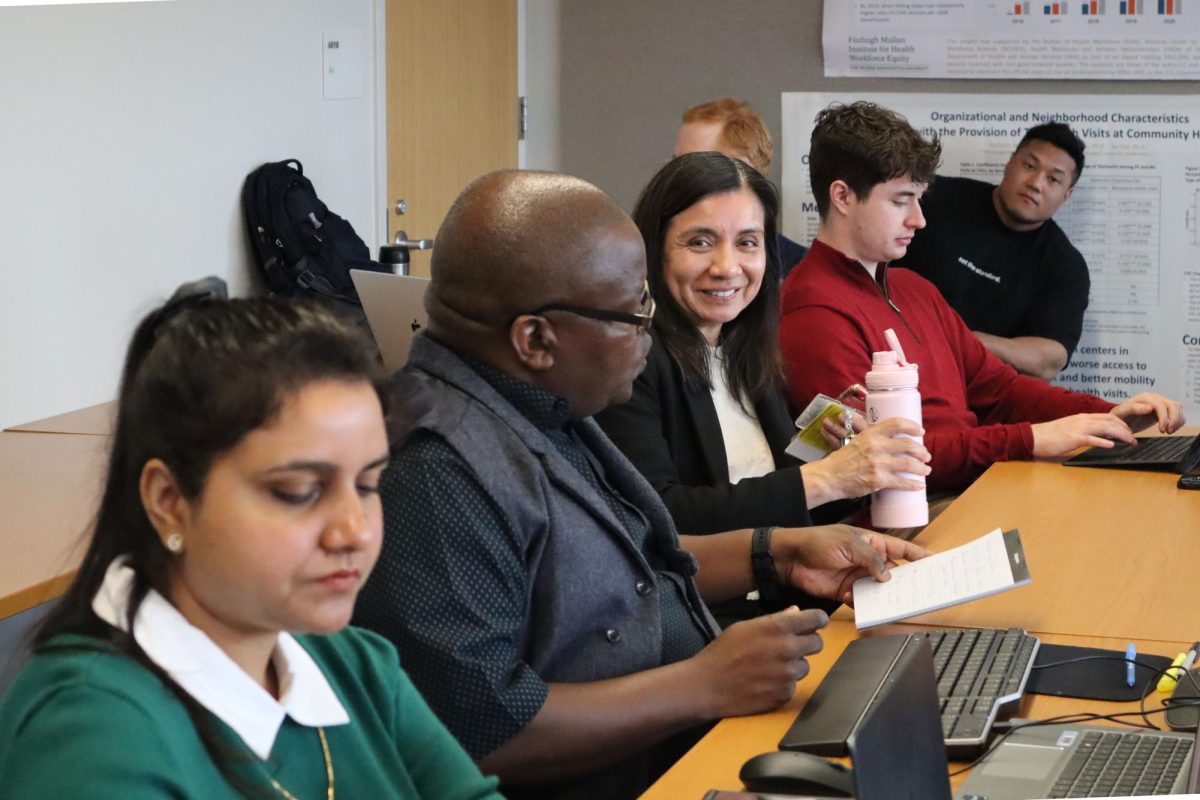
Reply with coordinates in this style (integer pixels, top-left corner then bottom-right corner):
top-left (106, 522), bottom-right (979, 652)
top-left (642, 432), bottom-right (1200, 798)
top-left (0, 431), bottom-right (106, 618)
top-left (4, 400), bottom-right (115, 436)
top-left (895, 456), bottom-right (1200, 643)
top-left (640, 622), bottom-right (1189, 799)
top-left (1, 401), bottom-right (115, 619)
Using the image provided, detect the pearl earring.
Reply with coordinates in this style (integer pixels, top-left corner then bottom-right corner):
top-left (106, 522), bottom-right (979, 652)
top-left (165, 532), bottom-right (185, 554)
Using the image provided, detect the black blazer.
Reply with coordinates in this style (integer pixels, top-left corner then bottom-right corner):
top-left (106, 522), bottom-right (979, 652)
top-left (596, 334), bottom-right (813, 535)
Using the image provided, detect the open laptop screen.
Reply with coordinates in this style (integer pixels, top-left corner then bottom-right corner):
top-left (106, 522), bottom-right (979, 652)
top-left (349, 270), bottom-right (430, 372)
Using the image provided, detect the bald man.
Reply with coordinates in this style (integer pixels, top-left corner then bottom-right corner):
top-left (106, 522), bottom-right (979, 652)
top-left (353, 170), bottom-right (924, 800)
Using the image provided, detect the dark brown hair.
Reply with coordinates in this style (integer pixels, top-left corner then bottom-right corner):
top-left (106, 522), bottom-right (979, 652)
top-left (809, 101), bottom-right (942, 218)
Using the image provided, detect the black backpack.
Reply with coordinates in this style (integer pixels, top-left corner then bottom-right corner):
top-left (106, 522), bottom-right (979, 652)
top-left (242, 159), bottom-right (388, 305)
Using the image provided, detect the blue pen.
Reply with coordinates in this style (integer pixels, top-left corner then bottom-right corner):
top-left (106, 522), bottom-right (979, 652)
top-left (1126, 643), bottom-right (1137, 688)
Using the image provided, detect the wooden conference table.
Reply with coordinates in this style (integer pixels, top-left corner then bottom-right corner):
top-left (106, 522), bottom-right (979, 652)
top-left (642, 431), bottom-right (1200, 798)
top-left (2, 407), bottom-right (1198, 789)
top-left (0, 402), bottom-right (113, 619)
top-left (4, 400), bottom-right (115, 437)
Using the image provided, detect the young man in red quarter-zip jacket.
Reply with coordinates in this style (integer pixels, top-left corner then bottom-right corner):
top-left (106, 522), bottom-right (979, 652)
top-left (779, 101), bottom-right (1185, 492)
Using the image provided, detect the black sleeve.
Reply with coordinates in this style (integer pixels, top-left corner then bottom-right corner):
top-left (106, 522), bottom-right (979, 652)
top-left (777, 233), bottom-right (809, 280)
top-left (595, 346), bottom-right (813, 536)
top-left (1019, 235), bottom-right (1089, 359)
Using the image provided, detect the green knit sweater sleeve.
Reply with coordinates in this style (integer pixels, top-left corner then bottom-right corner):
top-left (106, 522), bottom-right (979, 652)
top-left (1, 631), bottom-right (504, 799)
top-left (0, 649), bottom-right (220, 798)
top-left (326, 627), bottom-right (504, 800)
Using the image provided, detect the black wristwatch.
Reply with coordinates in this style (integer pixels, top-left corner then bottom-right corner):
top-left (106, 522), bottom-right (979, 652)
top-left (751, 526), bottom-right (783, 608)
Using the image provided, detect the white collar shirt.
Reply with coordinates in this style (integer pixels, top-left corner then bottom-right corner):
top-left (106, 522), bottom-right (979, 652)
top-left (91, 558), bottom-right (350, 759)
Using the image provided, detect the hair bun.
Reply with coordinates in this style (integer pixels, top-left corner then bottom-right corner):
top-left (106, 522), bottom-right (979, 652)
top-left (164, 275), bottom-right (227, 308)
top-left (153, 276), bottom-right (228, 337)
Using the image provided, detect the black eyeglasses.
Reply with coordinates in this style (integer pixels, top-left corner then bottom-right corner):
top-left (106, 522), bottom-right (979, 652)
top-left (525, 280), bottom-right (656, 332)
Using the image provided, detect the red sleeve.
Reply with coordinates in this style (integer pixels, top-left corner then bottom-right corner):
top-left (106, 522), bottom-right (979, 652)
top-left (921, 308), bottom-right (1036, 490)
top-left (922, 424), bottom-right (1033, 491)
top-left (780, 304), bottom-right (872, 416)
top-left (951, 303), bottom-right (1113, 425)
top-left (917, 301), bottom-right (1111, 489)
top-left (782, 297), bottom-right (1110, 491)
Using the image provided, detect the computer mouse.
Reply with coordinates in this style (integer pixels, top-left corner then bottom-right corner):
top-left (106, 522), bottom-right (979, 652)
top-left (739, 750), bottom-right (855, 797)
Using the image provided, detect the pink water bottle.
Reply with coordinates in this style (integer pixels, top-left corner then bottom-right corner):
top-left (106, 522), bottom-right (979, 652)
top-left (865, 329), bottom-right (927, 528)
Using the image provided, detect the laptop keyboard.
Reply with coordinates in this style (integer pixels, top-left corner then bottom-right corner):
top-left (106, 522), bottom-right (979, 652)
top-left (1046, 729), bottom-right (1193, 797)
top-left (916, 627), bottom-right (1040, 757)
top-left (1106, 436), bottom-right (1195, 464)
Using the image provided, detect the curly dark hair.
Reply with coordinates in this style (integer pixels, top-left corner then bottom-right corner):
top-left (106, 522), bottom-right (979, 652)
top-left (809, 101), bottom-right (942, 218)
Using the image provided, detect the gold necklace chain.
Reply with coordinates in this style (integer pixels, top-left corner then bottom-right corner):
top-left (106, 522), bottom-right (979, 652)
top-left (268, 727), bottom-right (334, 800)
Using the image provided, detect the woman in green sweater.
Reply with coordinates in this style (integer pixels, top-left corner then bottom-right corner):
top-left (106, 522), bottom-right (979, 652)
top-left (0, 279), bottom-right (503, 800)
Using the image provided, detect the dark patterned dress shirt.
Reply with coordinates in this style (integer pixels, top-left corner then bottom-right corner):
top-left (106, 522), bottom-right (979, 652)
top-left (354, 360), bottom-right (710, 760)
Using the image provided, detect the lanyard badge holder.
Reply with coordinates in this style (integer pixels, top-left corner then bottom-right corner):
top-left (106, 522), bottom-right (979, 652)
top-left (786, 393), bottom-right (857, 463)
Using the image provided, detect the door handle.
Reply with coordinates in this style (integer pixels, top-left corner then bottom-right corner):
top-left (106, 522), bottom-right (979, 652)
top-left (393, 232), bottom-right (434, 249)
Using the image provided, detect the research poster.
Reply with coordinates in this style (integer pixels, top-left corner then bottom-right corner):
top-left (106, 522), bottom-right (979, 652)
top-left (823, 1), bottom-right (1200, 80)
top-left (781, 92), bottom-right (1200, 419)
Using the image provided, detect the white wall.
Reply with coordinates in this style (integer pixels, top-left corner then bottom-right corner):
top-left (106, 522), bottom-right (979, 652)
top-left (522, 0), bottom-right (561, 171)
top-left (0, 0), bottom-right (383, 428)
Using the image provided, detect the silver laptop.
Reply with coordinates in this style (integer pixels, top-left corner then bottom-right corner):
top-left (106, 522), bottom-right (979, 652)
top-left (957, 721), bottom-right (1198, 799)
top-left (349, 269), bottom-right (429, 372)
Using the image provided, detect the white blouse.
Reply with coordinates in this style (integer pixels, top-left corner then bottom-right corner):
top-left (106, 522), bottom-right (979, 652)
top-left (707, 346), bottom-right (776, 484)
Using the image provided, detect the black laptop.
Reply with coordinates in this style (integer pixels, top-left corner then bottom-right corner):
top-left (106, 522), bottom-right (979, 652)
top-left (849, 637), bottom-right (952, 800)
top-left (731, 636), bottom-right (953, 800)
top-left (1063, 433), bottom-right (1200, 473)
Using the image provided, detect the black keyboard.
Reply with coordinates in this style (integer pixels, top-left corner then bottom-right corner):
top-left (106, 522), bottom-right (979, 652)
top-left (916, 627), bottom-right (1039, 757)
top-left (778, 627), bottom-right (1038, 759)
top-left (1047, 729), bottom-right (1193, 798)
top-left (1109, 436), bottom-right (1195, 463)
top-left (1065, 433), bottom-right (1200, 471)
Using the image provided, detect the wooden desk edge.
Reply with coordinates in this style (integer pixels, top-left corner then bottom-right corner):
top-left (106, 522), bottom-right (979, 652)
top-left (0, 571), bottom-right (75, 619)
top-left (4, 400), bottom-right (116, 436)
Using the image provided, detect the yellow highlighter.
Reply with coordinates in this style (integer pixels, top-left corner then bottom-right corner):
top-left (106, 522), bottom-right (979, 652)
top-left (1157, 652), bottom-right (1189, 693)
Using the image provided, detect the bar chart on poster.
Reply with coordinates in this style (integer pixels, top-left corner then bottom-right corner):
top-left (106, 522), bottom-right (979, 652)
top-left (1007, 1), bottom-right (1180, 14)
top-left (781, 92), bottom-right (1200, 419)
top-left (823, 1), bottom-right (1200, 79)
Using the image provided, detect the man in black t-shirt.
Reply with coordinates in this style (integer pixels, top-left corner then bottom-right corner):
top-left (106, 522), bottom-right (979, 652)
top-left (901, 122), bottom-right (1087, 380)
